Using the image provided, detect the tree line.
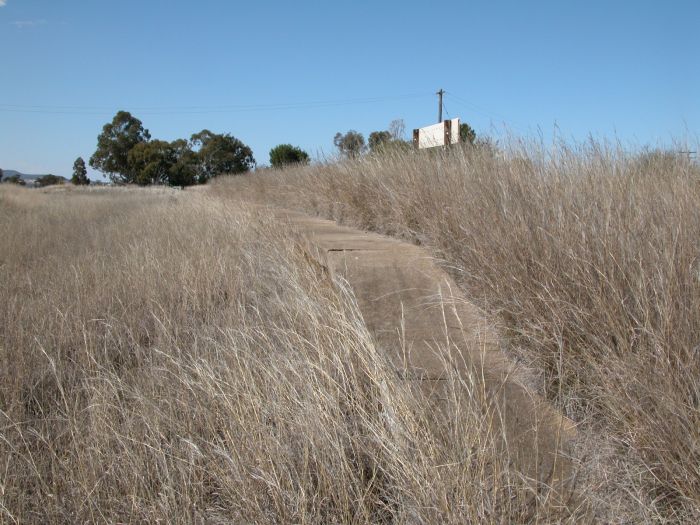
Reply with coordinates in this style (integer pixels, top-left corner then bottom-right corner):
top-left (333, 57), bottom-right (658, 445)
top-left (86, 111), bottom-right (254, 186)
top-left (11, 112), bottom-right (480, 188)
top-left (84, 111), bottom-right (318, 186)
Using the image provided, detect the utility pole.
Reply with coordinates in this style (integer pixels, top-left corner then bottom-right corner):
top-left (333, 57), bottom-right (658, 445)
top-left (437, 89), bottom-right (444, 123)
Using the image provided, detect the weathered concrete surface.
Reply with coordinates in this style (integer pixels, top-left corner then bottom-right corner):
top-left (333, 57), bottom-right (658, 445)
top-left (266, 207), bottom-right (578, 496)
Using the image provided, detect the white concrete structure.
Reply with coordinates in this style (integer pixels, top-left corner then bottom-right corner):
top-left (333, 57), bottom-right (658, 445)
top-left (413, 118), bottom-right (461, 149)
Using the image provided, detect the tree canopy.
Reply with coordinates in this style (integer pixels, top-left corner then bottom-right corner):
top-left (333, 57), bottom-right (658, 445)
top-left (190, 130), bottom-right (256, 180)
top-left (269, 144), bottom-right (310, 168)
top-left (167, 139), bottom-right (199, 186)
top-left (35, 174), bottom-right (65, 187)
top-left (368, 120), bottom-right (411, 155)
top-left (126, 139), bottom-right (201, 186)
top-left (89, 111), bottom-right (151, 183)
top-left (127, 140), bottom-right (177, 186)
top-left (459, 122), bottom-right (476, 145)
top-left (3, 174), bottom-right (25, 185)
top-left (88, 112), bottom-right (255, 186)
top-left (334, 130), bottom-right (366, 159)
top-left (368, 131), bottom-right (392, 153)
top-left (0, 168), bottom-right (3, 183)
top-left (71, 157), bottom-right (90, 185)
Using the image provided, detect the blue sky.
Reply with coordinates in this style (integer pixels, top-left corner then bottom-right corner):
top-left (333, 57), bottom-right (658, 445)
top-left (1, 0), bottom-right (698, 179)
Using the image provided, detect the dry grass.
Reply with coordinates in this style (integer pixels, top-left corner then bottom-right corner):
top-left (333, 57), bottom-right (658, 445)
top-left (211, 142), bottom-right (700, 522)
top-left (0, 184), bottom-right (577, 523)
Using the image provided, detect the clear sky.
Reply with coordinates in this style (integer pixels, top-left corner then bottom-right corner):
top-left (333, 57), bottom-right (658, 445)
top-left (1, 0), bottom-right (698, 179)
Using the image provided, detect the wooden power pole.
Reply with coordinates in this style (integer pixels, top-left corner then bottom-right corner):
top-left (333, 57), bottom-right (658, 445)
top-left (437, 89), bottom-right (444, 123)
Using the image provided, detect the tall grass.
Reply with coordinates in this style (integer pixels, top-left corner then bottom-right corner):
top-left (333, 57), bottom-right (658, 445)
top-left (212, 142), bottom-right (700, 521)
top-left (0, 186), bottom-right (576, 523)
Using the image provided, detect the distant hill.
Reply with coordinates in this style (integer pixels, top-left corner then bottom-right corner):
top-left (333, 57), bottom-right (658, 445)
top-left (1, 169), bottom-right (68, 185)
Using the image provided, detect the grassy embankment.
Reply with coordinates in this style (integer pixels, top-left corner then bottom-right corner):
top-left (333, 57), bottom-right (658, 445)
top-left (211, 142), bottom-right (700, 522)
top-left (1, 184), bottom-right (570, 523)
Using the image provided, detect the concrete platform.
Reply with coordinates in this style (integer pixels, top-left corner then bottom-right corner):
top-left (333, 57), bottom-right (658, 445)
top-left (266, 206), bottom-right (578, 498)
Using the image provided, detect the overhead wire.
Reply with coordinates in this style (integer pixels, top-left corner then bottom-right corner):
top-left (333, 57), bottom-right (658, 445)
top-left (444, 91), bottom-right (528, 133)
top-left (442, 99), bottom-right (451, 119)
top-left (0, 92), bottom-right (434, 116)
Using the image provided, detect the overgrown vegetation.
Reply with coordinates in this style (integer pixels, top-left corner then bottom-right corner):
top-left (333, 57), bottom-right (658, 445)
top-left (3, 143), bottom-right (698, 522)
top-left (212, 141), bottom-right (700, 521)
top-left (1, 185), bottom-right (577, 523)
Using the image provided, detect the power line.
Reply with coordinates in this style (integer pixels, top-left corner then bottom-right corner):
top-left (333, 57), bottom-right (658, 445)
top-left (442, 99), bottom-right (451, 119)
top-left (0, 93), bottom-right (434, 116)
top-left (444, 92), bottom-right (527, 133)
top-left (0, 93), bottom-right (430, 110)
top-left (444, 92), bottom-right (506, 120)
